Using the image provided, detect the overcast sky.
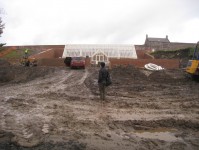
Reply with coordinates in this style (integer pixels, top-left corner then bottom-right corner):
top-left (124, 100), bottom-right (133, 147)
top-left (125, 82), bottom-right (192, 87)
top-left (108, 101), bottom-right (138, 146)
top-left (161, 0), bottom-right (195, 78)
top-left (0, 0), bottom-right (199, 46)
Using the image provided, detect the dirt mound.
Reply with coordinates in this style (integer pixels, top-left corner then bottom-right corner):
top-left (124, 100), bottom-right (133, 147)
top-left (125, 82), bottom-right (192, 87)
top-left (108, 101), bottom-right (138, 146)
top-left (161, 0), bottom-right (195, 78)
top-left (85, 66), bottom-right (188, 96)
top-left (0, 66), bottom-right (57, 83)
top-left (0, 59), bottom-right (10, 67)
top-left (148, 69), bottom-right (187, 83)
top-left (111, 65), bottom-right (147, 81)
top-left (111, 66), bottom-right (185, 84)
top-left (84, 66), bottom-right (147, 95)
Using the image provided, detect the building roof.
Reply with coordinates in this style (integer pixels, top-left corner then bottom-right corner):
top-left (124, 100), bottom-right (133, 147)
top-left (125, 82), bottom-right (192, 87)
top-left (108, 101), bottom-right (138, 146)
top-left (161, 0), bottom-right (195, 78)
top-left (147, 37), bottom-right (170, 42)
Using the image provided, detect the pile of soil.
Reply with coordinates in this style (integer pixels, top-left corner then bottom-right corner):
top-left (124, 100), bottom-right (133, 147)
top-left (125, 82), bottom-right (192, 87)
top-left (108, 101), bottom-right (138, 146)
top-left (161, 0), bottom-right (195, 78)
top-left (85, 66), bottom-right (187, 95)
top-left (0, 59), bottom-right (10, 67)
top-left (111, 65), bottom-right (147, 81)
top-left (148, 69), bottom-right (186, 83)
top-left (0, 66), bottom-right (57, 83)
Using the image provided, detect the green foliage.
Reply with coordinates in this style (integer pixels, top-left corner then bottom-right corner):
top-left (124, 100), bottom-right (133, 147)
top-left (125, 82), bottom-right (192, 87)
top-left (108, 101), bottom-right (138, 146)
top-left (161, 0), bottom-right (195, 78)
top-left (0, 46), bottom-right (4, 52)
top-left (1, 48), bottom-right (34, 59)
top-left (150, 48), bottom-right (194, 59)
top-left (0, 43), bottom-right (5, 47)
top-left (0, 43), bottom-right (6, 51)
top-left (0, 17), bottom-right (4, 36)
top-left (4, 50), bottom-right (21, 58)
top-left (4, 48), bottom-right (30, 58)
top-left (188, 47), bottom-right (195, 57)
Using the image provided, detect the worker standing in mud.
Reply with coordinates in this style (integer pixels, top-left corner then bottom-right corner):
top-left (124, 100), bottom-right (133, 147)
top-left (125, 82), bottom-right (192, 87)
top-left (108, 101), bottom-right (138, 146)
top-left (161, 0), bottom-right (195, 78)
top-left (98, 62), bottom-right (109, 101)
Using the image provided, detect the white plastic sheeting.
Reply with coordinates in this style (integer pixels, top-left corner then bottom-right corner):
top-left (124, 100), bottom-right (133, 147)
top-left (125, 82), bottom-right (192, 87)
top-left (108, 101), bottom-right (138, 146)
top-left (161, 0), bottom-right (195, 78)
top-left (144, 63), bottom-right (164, 71)
top-left (62, 44), bottom-right (137, 59)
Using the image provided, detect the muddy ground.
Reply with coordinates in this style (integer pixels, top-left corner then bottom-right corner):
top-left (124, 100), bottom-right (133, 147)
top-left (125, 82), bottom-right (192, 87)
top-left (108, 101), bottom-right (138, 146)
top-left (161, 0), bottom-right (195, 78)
top-left (0, 64), bottom-right (199, 150)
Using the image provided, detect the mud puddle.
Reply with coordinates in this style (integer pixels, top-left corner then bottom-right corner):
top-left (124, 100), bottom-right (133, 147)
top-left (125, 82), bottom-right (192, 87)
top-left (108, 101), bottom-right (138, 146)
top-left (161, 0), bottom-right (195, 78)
top-left (132, 128), bottom-right (181, 142)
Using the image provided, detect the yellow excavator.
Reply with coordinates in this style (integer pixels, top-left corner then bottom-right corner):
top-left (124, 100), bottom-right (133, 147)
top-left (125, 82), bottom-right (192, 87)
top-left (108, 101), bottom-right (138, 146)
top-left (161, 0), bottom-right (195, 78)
top-left (186, 41), bottom-right (199, 78)
top-left (20, 49), bottom-right (37, 67)
top-left (20, 56), bottom-right (37, 67)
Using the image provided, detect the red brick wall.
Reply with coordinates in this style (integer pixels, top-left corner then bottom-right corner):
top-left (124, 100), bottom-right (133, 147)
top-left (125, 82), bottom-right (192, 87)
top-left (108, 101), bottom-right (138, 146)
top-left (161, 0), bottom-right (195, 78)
top-left (37, 58), bottom-right (65, 66)
top-left (54, 49), bottom-right (64, 58)
top-left (85, 57), bottom-right (91, 67)
top-left (109, 58), bottom-right (179, 69)
top-left (136, 50), bottom-right (154, 59)
top-left (37, 58), bottom-right (179, 69)
top-left (30, 48), bottom-right (64, 59)
top-left (135, 45), bottom-right (151, 51)
top-left (135, 43), bottom-right (195, 51)
top-left (16, 45), bottom-right (64, 50)
top-left (169, 42), bottom-right (195, 50)
top-left (30, 49), bottom-right (55, 59)
top-left (37, 57), bottom-right (91, 67)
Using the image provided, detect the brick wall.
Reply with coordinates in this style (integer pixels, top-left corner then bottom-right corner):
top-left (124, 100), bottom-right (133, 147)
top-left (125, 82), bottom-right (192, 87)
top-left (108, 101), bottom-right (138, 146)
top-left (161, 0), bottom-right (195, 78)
top-left (135, 42), bottom-right (195, 51)
top-left (37, 58), bottom-right (65, 66)
top-left (136, 50), bottom-right (153, 59)
top-left (109, 58), bottom-right (179, 69)
top-left (30, 49), bottom-right (55, 59)
top-left (16, 45), bottom-right (64, 50)
top-left (169, 42), bottom-right (195, 50)
top-left (135, 45), bottom-right (151, 51)
top-left (85, 57), bottom-right (91, 67)
top-left (37, 57), bottom-right (91, 67)
top-left (30, 47), bottom-right (64, 59)
top-left (54, 48), bottom-right (64, 58)
top-left (37, 57), bottom-right (179, 69)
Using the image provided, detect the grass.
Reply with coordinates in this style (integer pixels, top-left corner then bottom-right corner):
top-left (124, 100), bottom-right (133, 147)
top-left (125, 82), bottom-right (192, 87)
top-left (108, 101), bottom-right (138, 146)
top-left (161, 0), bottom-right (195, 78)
top-left (3, 49), bottom-right (34, 59)
top-left (4, 50), bottom-right (22, 58)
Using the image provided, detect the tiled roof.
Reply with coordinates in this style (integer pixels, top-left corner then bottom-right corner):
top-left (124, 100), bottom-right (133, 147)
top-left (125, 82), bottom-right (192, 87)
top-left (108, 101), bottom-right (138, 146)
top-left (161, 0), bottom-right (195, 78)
top-left (147, 38), bottom-right (170, 42)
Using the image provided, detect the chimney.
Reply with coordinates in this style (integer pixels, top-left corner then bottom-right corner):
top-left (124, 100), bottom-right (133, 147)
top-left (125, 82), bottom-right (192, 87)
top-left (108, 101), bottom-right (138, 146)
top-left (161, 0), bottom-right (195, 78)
top-left (146, 34), bottom-right (148, 39)
top-left (166, 35), bottom-right (168, 39)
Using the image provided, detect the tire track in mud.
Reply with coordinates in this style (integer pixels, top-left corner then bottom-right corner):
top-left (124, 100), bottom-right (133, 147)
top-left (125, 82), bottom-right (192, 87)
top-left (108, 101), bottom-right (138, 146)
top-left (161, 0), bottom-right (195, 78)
top-left (0, 69), bottom-right (91, 100)
top-left (57, 69), bottom-right (96, 102)
top-left (0, 108), bottom-right (44, 147)
top-left (0, 68), bottom-right (94, 147)
top-left (0, 69), bottom-right (89, 147)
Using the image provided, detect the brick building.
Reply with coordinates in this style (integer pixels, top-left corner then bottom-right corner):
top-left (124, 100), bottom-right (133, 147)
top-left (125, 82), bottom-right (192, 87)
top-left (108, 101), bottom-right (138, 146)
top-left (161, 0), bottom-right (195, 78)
top-left (142, 34), bottom-right (196, 51)
top-left (144, 34), bottom-right (170, 50)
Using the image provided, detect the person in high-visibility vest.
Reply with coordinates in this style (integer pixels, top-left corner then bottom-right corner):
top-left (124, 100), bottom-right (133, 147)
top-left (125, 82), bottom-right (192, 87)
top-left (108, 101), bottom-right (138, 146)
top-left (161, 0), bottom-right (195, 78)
top-left (24, 49), bottom-right (29, 58)
top-left (25, 49), bottom-right (29, 54)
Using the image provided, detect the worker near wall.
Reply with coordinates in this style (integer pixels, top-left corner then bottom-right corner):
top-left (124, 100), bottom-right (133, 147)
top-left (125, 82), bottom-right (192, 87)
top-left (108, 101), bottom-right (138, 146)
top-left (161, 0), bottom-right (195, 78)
top-left (24, 48), bottom-right (29, 58)
top-left (98, 62), bottom-right (108, 101)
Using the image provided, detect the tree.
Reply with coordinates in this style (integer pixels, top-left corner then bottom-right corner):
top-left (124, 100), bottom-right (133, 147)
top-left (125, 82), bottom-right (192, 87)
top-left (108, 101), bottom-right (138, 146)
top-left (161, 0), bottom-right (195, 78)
top-left (0, 9), bottom-right (5, 49)
top-left (0, 17), bottom-right (4, 37)
top-left (0, 8), bottom-right (5, 37)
